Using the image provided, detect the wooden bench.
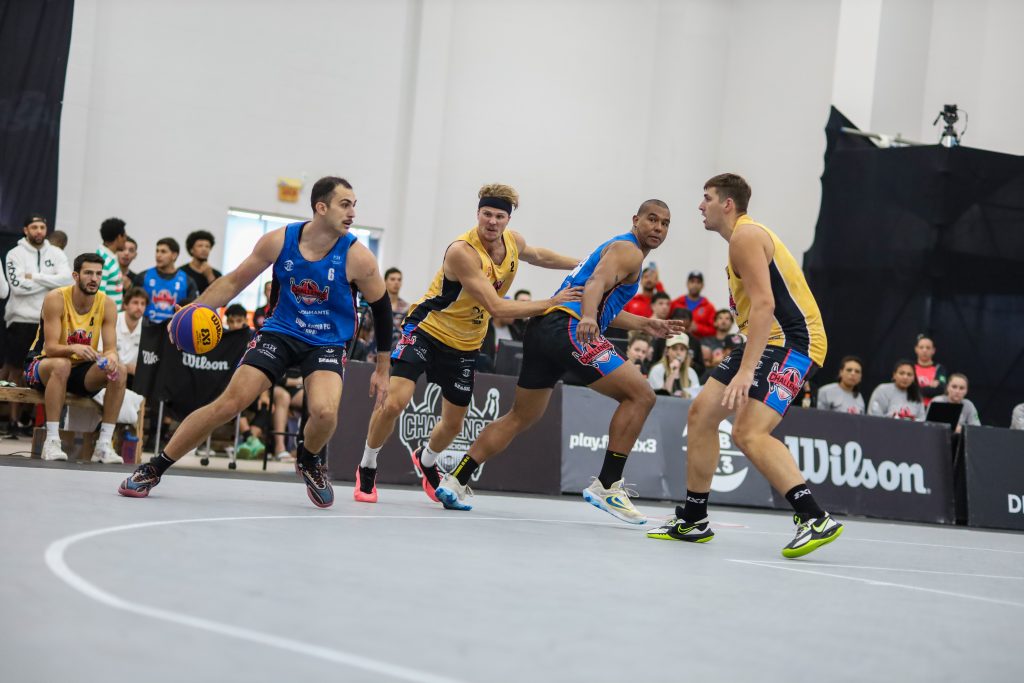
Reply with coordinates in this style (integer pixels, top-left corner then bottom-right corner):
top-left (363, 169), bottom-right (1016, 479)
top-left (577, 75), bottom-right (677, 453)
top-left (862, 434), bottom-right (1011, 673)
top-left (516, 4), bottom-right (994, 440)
top-left (0, 386), bottom-right (146, 461)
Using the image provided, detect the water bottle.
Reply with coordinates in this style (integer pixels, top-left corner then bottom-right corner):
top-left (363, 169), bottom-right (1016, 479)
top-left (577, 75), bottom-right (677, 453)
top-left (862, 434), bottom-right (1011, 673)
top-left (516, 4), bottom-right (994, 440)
top-left (121, 432), bottom-right (139, 464)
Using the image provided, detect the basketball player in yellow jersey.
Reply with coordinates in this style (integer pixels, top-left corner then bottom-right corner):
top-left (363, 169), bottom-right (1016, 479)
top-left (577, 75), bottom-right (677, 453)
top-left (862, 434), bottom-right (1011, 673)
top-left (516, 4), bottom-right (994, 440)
top-left (648, 174), bottom-right (843, 558)
top-left (356, 183), bottom-right (583, 504)
top-left (24, 253), bottom-right (128, 463)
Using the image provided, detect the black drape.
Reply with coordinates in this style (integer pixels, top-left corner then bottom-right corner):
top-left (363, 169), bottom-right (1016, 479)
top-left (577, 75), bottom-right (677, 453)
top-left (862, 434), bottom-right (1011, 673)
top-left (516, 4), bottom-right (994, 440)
top-left (0, 0), bottom-right (75, 234)
top-left (805, 107), bottom-right (1024, 427)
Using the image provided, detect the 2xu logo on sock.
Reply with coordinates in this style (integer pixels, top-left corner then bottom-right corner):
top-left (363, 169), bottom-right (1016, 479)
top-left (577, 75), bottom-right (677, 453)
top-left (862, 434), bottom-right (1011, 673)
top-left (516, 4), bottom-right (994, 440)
top-left (783, 436), bottom-right (929, 494)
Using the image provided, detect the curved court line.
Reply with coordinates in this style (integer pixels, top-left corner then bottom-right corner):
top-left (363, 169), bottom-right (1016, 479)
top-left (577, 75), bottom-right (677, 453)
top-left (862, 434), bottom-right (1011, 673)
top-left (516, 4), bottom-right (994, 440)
top-left (745, 560), bottom-right (1024, 581)
top-left (728, 559), bottom-right (1024, 609)
top-left (44, 513), bottom-right (628, 683)
top-left (730, 528), bottom-right (1024, 555)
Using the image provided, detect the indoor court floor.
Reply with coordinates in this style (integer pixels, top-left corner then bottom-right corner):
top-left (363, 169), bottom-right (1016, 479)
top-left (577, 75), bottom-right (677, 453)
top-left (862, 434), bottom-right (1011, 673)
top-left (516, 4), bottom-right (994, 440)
top-left (1, 458), bottom-right (1021, 683)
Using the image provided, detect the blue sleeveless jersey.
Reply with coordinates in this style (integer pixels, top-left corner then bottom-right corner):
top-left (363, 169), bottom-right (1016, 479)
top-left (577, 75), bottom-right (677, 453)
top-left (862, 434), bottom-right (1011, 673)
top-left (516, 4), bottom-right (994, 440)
top-left (552, 232), bottom-right (641, 332)
top-left (142, 267), bottom-right (190, 323)
top-left (261, 222), bottom-right (358, 346)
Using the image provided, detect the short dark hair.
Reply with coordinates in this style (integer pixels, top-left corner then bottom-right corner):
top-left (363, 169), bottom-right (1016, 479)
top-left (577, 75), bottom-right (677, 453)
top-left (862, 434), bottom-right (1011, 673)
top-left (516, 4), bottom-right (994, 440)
top-left (74, 252), bottom-right (105, 272)
top-left (226, 303), bottom-right (248, 318)
top-left (310, 176), bottom-right (353, 212)
top-left (670, 308), bottom-right (692, 321)
top-left (651, 291), bottom-right (670, 304)
top-left (23, 213), bottom-right (47, 228)
top-left (186, 230), bottom-right (215, 254)
top-left (704, 173), bottom-right (751, 213)
top-left (637, 199), bottom-right (669, 217)
top-left (384, 267), bottom-right (402, 279)
top-left (100, 217), bottom-right (126, 243)
top-left (156, 237), bottom-right (180, 254)
top-left (838, 355), bottom-right (864, 397)
top-left (513, 289), bottom-right (531, 299)
top-left (125, 235), bottom-right (137, 247)
top-left (715, 308), bottom-right (733, 319)
top-left (124, 286), bottom-right (149, 304)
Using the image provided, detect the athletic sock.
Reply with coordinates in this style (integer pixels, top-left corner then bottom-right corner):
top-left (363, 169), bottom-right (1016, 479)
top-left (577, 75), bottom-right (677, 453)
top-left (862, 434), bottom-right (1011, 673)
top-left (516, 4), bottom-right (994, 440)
top-left (785, 484), bottom-right (826, 521)
top-left (420, 444), bottom-right (440, 467)
top-left (149, 452), bottom-right (175, 475)
top-left (680, 490), bottom-right (709, 523)
top-left (453, 454), bottom-right (479, 486)
top-left (98, 422), bottom-right (115, 447)
top-left (46, 421), bottom-right (60, 441)
top-left (597, 450), bottom-right (628, 489)
top-left (297, 444), bottom-right (319, 468)
top-left (360, 442), bottom-right (382, 469)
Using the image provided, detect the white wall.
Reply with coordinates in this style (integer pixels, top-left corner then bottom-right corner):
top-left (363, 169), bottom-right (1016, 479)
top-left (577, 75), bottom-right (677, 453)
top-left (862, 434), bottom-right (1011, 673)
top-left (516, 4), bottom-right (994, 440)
top-left (58, 0), bottom-right (1024, 312)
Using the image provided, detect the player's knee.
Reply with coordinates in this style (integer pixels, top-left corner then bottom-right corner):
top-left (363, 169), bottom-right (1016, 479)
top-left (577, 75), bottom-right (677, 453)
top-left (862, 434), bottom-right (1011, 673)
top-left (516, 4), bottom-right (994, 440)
top-left (631, 385), bottom-right (657, 413)
top-left (731, 423), bottom-right (760, 454)
top-left (309, 404), bottom-right (338, 426)
top-left (380, 394), bottom-right (407, 418)
top-left (49, 358), bottom-right (72, 380)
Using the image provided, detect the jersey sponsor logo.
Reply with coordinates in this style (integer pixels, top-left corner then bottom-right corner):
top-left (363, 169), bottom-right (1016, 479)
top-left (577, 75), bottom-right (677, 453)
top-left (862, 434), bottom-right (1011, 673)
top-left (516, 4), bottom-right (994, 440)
top-left (766, 361), bottom-right (803, 402)
top-left (283, 260), bottom-right (294, 272)
top-left (399, 384), bottom-right (500, 484)
top-left (66, 328), bottom-right (93, 346)
top-left (152, 289), bottom-right (177, 310)
top-left (572, 337), bottom-right (615, 369)
top-left (290, 278), bottom-right (330, 305)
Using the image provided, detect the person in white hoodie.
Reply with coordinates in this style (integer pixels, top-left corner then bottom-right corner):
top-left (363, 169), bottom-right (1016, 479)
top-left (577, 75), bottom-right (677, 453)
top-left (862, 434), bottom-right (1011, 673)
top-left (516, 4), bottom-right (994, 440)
top-left (3, 214), bottom-right (72, 434)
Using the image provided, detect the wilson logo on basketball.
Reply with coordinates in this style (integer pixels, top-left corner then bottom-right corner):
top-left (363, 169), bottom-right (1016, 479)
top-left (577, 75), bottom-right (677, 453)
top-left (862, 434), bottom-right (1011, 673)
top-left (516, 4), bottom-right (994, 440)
top-left (399, 385), bottom-right (501, 484)
top-left (66, 329), bottom-right (92, 345)
top-left (289, 278), bottom-right (330, 305)
top-left (572, 337), bottom-right (615, 368)
top-left (766, 362), bottom-right (802, 401)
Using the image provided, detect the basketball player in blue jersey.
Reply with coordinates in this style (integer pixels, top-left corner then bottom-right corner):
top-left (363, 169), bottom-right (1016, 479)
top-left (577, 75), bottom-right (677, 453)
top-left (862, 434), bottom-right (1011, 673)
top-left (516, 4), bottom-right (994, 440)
top-left (435, 200), bottom-right (686, 522)
top-left (119, 177), bottom-right (394, 507)
top-left (646, 174), bottom-right (843, 558)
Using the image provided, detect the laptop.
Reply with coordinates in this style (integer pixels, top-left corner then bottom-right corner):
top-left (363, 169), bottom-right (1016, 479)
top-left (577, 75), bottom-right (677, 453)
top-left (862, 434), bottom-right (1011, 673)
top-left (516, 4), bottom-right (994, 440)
top-left (925, 401), bottom-right (963, 428)
top-left (494, 340), bottom-right (524, 376)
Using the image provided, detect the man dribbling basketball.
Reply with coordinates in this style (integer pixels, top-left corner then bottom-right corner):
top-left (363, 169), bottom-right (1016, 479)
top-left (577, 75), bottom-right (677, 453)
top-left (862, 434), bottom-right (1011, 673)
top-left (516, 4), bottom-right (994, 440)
top-left (119, 177), bottom-right (393, 507)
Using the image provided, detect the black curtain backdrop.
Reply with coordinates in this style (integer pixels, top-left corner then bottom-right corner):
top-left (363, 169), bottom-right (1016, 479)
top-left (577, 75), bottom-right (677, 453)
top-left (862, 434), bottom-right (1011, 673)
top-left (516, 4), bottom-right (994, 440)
top-left (0, 0), bottom-right (75, 239)
top-left (805, 107), bottom-right (1024, 427)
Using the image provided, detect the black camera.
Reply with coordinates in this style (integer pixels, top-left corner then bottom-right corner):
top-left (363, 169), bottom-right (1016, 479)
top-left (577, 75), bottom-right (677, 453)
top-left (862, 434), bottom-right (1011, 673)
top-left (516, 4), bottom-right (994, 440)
top-left (933, 103), bottom-right (962, 146)
top-left (940, 104), bottom-right (959, 125)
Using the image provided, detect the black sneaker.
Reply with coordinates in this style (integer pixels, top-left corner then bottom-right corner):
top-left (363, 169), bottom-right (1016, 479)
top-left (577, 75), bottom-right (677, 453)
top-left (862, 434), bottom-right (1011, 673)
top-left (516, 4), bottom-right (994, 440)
top-left (646, 513), bottom-right (715, 543)
top-left (353, 466), bottom-right (378, 503)
top-left (118, 463), bottom-right (162, 498)
top-left (296, 457), bottom-right (334, 508)
top-left (782, 513), bottom-right (843, 558)
top-left (410, 447), bottom-right (440, 503)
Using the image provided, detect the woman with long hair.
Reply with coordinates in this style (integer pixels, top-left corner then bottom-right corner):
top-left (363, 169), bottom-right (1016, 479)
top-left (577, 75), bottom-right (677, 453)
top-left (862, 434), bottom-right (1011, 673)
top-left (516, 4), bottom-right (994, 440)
top-left (868, 360), bottom-right (925, 421)
top-left (815, 355), bottom-right (865, 414)
top-left (647, 333), bottom-right (701, 399)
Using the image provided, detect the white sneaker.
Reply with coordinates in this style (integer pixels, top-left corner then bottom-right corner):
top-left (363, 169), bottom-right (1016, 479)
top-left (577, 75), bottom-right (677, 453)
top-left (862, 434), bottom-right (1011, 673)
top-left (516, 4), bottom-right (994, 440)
top-left (435, 472), bottom-right (473, 511)
top-left (41, 438), bottom-right (68, 461)
top-left (582, 478), bottom-right (648, 525)
top-left (91, 442), bottom-right (124, 464)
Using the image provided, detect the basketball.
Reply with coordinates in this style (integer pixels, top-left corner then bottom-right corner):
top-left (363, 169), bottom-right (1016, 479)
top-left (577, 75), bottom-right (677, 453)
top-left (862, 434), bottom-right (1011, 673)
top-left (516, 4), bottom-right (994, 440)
top-left (170, 303), bottom-right (223, 355)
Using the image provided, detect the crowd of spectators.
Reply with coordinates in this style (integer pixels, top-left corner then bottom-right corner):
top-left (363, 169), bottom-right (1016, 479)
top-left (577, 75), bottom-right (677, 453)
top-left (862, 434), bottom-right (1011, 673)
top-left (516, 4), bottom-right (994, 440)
top-left (2, 213), bottom-right (1024, 458)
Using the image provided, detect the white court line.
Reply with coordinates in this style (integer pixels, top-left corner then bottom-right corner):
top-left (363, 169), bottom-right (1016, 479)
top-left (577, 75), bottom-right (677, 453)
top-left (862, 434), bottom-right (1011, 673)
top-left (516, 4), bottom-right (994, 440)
top-left (43, 513), bottom-right (630, 683)
top-left (728, 559), bottom-right (1024, 609)
top-left (745, 560), bottom-right (1024, 581)
top-left (727, 529), bottom-right (1024, 555)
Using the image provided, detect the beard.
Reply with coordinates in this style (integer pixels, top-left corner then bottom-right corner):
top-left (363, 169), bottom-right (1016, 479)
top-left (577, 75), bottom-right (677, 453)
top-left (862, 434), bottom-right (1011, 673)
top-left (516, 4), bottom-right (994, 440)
top-left (28, 235), bottom-right (45, 247)
top-left (77, 281), bottom-right (98, 295)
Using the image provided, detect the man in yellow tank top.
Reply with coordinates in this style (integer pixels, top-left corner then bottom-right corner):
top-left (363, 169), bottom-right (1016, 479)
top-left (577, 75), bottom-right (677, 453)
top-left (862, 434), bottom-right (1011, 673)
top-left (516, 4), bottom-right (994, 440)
top-left (355, 183), bottom-right (583, 504)
top-left (24, 253), bottom-right (128, 463)
top-left (647, 174), bottom-right (844, 558)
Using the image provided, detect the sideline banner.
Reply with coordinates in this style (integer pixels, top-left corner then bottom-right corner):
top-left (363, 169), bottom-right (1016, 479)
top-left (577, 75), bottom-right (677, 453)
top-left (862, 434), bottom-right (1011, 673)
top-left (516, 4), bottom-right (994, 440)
top-left (963, 426), bottom-right (1024, 531)
top-left (327, 362), bottom-right (563, 495)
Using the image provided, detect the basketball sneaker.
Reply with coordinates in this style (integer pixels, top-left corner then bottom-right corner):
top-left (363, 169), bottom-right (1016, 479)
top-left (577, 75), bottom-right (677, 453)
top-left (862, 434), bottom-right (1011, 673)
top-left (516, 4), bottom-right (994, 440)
top-left (435, 472), bottom-right (472, 511)
top-left (41, 438), bottom-right (68, 461)
top-left (410, 447), bottom-right (440, 503)
top-left (296, 456), bottom-right (334, 508)
top-left (353, 466), bottom-right (378, 503)
top-left (582, 478), bottom-right (647, 525)
top-left (647, 509), bottom-right (714, 542)
top-left (782, 513), bottom-right (844, 559)
top-left (91, 442), bottom-right (124, 464)
top-left (118, 463), bottom-right (161, 498)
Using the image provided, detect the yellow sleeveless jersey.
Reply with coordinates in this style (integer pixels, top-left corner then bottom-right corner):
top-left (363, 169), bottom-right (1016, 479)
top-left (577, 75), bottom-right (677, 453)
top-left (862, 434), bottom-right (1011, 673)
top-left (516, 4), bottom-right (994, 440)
top-left (30, 286), bottom-right (108, 365)
top-left (404, 227), bottom-right (519, 351)
top-left (726, 215), bottom-right (827, 366)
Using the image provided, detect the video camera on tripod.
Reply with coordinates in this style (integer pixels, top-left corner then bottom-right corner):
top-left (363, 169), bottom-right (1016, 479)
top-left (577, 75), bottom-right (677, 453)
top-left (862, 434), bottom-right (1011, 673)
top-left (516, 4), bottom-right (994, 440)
top-left (933, 104), bottom-right (966, 147)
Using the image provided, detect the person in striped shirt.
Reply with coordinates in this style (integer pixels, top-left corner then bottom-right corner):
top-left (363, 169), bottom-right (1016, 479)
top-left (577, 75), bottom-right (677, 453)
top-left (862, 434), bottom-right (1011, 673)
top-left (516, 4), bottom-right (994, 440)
top-left (96, 217), bottom-right (127, 310)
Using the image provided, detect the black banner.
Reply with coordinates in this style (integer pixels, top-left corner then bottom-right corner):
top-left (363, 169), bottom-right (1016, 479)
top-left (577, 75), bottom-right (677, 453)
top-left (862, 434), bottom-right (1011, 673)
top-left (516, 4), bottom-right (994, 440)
top-left (0, 0), bottom-right (75, 233)
top-left (327, 362), bottom-right (563, 495)
top-left (963, 426), bottom-right (1024, 531)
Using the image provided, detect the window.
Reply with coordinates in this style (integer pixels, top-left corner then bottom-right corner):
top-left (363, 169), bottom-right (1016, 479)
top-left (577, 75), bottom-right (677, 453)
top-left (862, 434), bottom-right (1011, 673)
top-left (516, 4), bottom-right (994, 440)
top-left (223, 209), bottom-right (382, 312)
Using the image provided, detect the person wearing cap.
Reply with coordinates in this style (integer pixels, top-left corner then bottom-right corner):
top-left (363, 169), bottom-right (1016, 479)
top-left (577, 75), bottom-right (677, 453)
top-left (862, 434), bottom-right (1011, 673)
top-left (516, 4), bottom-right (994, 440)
top-left (648, 333), bottom-right (701, 398)
top-left (623, 261), bottom-right (664, 318)
top-left (669, 270), bottom-right (716, 338)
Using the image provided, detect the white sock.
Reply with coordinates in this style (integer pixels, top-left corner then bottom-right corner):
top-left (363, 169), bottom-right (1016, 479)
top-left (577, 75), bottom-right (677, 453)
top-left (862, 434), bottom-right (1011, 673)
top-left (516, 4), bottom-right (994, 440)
top-left (420, 445), bottom-right (440, 467)
top-left (98, 423), bottom-right (115, 446)
top-left (360, 443), bottom-right (382, 469)
top-left (46, 422), bottom-right (60, 441)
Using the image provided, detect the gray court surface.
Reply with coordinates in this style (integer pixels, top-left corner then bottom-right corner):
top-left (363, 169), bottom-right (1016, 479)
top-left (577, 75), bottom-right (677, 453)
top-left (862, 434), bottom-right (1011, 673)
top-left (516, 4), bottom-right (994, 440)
top-left (2, 459), bottom-right (1022, 683)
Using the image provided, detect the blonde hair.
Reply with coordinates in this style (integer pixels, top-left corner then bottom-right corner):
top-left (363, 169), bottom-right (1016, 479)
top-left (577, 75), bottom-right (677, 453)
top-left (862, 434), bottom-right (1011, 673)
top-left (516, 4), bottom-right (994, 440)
top-left (659, 341), bottom-right (691, 390)
top-left (478, 183), bottom-right (520, 210)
